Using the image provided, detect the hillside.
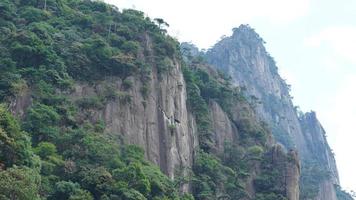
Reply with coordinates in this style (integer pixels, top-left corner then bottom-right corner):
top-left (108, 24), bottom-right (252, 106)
top-left (0, 0), bottom-right (353, 200)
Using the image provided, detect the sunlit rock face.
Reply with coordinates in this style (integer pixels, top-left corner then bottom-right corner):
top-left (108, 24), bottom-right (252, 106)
top-left (68, 41), bottom-right (198, 192)
top-left (205, 24), bottom-right (339, 200)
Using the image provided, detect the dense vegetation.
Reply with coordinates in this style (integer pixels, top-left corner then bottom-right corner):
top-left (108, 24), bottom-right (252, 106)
top-left (0, 105), bottom-right (192, 199)
top-left (0, 0), bottom-right (190, 199)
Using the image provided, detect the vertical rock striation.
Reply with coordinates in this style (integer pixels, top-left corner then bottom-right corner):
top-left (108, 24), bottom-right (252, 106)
top-left (299, 112), bottom-right (339, 200)
top-left (299, 112), bottom-right (339, 184)
top-left (70, 59), bottom-right (197, 192)
top-left (205, 24), bottom-right (340, 199)
top-left (266, 145), bottom-right (300, 200)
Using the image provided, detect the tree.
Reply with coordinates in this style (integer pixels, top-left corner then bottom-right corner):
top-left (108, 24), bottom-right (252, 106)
top-left (0, 167), bottom-right (41, 200)
top-left (80, 167), bottom-right (113, 198)
top-left (51, 181), bottom-right (93, 200)
top-left (34, 142), bottom-right (57, 159)
top-left (23, 103), bottom-right (60, 143)
top-left (0, 105), bottom-right (34, 168)
top-left (154, 18), bottom-right (169, 32)
top-left (112, 162), bottom-right (151, 197)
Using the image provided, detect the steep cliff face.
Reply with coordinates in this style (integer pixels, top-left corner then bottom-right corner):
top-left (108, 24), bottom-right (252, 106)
top-left (263, 145), bottom-right (300, 200)
top-left (180, 48), bottom-right (301, 198)
top-left (299, 112), bottom-right (339, 200)
top-left (70, 60), bottom-right (197, 188)
top-left (299, 112), bottom-right (339, 184)
top-left (205, 24), bottom-right (340, 199)
top-left (1, 0), bottom-right (347, 199)
top-left (0, 0), bottom-right (348, 200)
top-left (209, 101), bottom-right (237, 153)
top-left (205, 25), bottom-right (306, 153)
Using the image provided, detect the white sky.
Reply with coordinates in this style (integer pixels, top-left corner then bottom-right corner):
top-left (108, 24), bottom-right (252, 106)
top-left (105, 0), bottom-right (356, 192)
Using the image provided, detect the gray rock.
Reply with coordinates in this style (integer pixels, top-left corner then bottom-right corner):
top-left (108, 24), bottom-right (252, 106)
top-left (206, 24), bottom-right (339, 200)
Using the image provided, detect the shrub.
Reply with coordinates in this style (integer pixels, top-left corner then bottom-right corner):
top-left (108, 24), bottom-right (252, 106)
top-left (0, 105), bottom-right (34, 167)
top-left (34, 142), bottom-right (57, 159)
top-left (76, 96), bottom-right (104, 110)
top-left (0, 167), bottom-right (41, 200)
top-left (122, 78), bottom-right (133, 89)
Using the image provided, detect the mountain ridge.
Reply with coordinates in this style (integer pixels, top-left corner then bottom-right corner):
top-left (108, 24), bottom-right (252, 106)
top-left (204, 24), bottom-right (346, 199)
top-left (0, 0), bottom-right (353, 199)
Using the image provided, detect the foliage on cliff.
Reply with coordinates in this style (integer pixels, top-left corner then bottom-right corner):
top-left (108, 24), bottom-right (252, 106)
top-left (0, 0), bottom-right (191, 199)
top-left (0, 104), bottom-right (191, 199)
top-left (335, 185), bottom-right (354, 200)
top-left (1, 1), bottom-right (350, 200)
top-left (182, 45), bottom-right (290, 200)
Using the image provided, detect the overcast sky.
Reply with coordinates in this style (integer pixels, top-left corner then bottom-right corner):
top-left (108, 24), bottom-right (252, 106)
top-left (105, 0), bottom-right (356, 192)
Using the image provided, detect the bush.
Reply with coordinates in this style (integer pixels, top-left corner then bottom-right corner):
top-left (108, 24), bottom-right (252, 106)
top-left (0, 167), bottom-right (41, 200)
top-left (23, 103), bottom-right (60, 143)
top-left (51, 181), bottom-right (93, 200)
top-left (76, 96), bottom-right (104, 110)
top-left (122, 78), bottom-right (133, 89)
top-left (34, 142), bottom-right (57, 159)
top-left (140, 84), bottom-right (150, 99)
top-left (0, 105), bottom-right (34, 167)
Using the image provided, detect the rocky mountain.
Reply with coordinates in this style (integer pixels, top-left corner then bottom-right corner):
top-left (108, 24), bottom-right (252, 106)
top-left (0, 0), bottom-right (352, 199)
top-left (205, 24), bottom-right (345, 199)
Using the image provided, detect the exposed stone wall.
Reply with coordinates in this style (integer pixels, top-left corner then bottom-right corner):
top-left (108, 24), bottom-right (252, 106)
top-left (206, 24), bottom-right (340, 199)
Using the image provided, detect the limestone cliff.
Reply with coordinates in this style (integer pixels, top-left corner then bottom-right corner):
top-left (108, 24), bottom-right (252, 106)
top-left (205, 24), bottom-right (340, 199)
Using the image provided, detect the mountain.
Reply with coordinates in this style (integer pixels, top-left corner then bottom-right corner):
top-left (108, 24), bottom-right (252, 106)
top-left (0, 0), bottom-right (353, 199)
top-left (204, 24), bottom-right (348, 200)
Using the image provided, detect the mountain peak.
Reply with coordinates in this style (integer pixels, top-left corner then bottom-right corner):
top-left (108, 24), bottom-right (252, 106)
top-left (231, 24), bottom-right (265, 44)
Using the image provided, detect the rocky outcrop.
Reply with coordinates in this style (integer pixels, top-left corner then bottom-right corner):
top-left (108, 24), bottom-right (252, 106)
top-left (300, 112), bottom-right (339, 200)
top-left (299, 112), bottom-right (339, 184)
top-left (9, 86), bottom-right (31, 117)
top-left (266, 145), bottom-right (300, 200)
top-left (70, 58), bottom-right (197, 192)
top-left (286, 150), bottom-right (301, 200)
top-left (209, 101), bottom-right (237, 153)
top-left (206, 25), bottom-right (306, 154)
top-left (317, 180), bottom-right (338, 200)
top-left (205, 24), bottom-right (340, 199)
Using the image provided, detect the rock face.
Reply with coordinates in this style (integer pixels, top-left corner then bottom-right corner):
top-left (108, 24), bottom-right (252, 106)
top-left (299, 112), bottom-right (339, 184)
top-left (206, 25), bottom-right (306, 153)
top-left (300, 112), bottom-right (339, 200)
top-left (286, 150), bottom-right (301, 200)
top-left (205, 24), bottom-right (340, 199)
top-left (209, 101), bottom-right (237, 153)
top-left (266, 145), bottom-right (300, 200)
top-left (8, 22), bottom-right (342, 199)
top-left (70, 57), bottom-right (197, 192)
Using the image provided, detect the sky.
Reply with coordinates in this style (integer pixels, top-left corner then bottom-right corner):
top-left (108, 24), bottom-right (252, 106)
top-left (104, 0), bottom-right (356, 192)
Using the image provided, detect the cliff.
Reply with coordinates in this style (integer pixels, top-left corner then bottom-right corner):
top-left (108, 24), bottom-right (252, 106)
top-left (0, 0), bottom-right (350, 199)
top-left (205, 24), bottom-right (341, 199)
